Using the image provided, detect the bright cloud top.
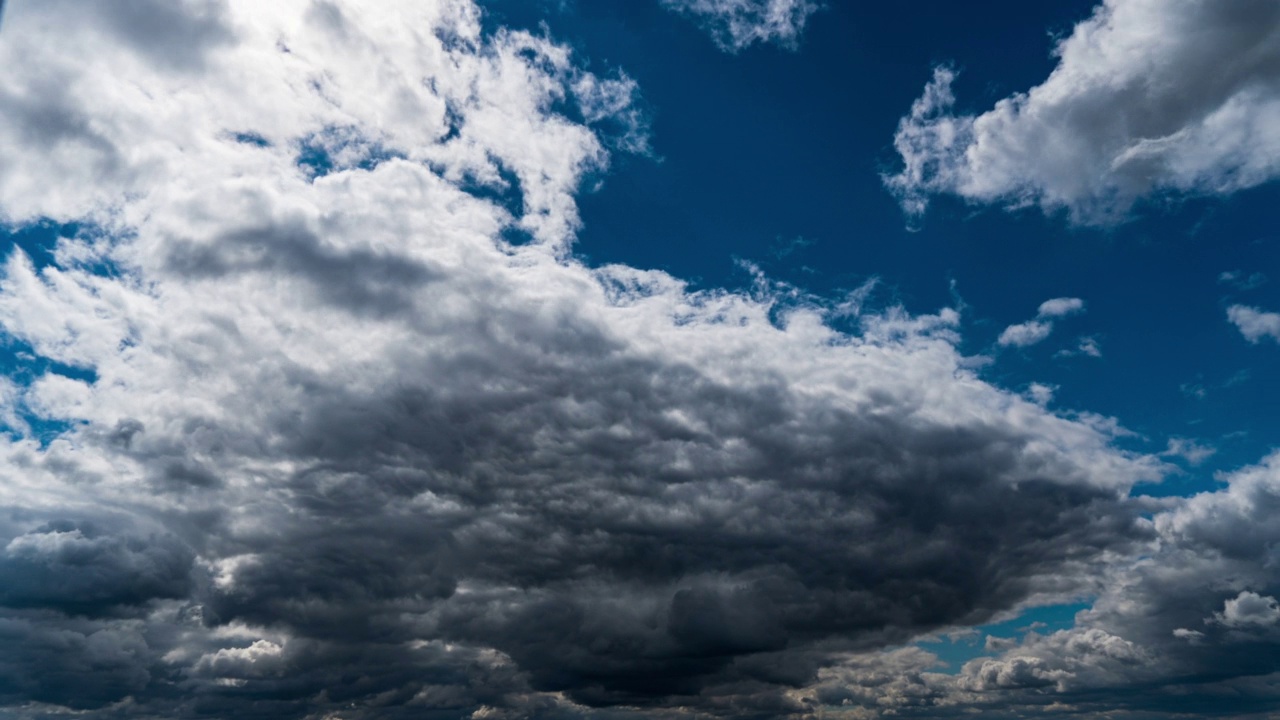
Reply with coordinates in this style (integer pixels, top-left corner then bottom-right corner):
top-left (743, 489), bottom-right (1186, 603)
top-left (1228, 304), bottom-right (1280, 343)
top-left (660, 0), bottom-right (820, 52)
top-left (885, 0), bottom-right (1280, 224)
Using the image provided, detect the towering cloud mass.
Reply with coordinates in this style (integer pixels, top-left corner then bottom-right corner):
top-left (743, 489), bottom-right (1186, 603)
top-left (886, 0), bottom-right (1280, 224)
top-left (659, 0), bottom-right (820, 52)
top-left (0, 1), bottom-right (1278, 718)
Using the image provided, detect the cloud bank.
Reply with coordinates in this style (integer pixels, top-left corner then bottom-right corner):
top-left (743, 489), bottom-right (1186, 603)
top-left (0, 1), bottom-right (1278, 718)
top-left (886, 0), bottom-right (1280, 224)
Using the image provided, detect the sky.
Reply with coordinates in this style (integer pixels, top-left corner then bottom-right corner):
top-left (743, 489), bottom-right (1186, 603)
top-left (0, 0), bottom-right (1279, 718)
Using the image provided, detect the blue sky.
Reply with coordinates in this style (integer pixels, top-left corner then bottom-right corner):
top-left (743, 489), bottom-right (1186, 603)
top-left (1, 1), bottom-right (1280, 718)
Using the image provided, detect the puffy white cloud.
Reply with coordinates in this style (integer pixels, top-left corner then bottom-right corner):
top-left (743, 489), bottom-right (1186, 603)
top-left (885, 0), bottom-right (1280, 224)
top-left (660, 0), bottom-right (820, 52)
top-left (998, 320), bottom-right (1053, 348)
top-left (1037, 298), bottom-right (1085, 319)
top-left (1228, 304), bottom-right (1280, 343)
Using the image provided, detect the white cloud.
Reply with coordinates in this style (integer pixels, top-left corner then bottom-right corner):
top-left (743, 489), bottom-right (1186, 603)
top-left (1228, 304), bottom-right (1280, 343)
top-left (1160, 438), bottom-right (1217, 466)
top-left (998, 298), bottom-right (1086, 348)
top-left (998, 320), bottom-right (1053, 348)
top-left (660, 0), bottom-right (820, 52)
top-left (885, 0), bottom-right (1280, 224)
top-left (1038, 297), bottom-right (1085, 318)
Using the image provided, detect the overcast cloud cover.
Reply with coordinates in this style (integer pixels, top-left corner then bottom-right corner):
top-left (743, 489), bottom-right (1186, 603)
top-left (1, 1), bottom-right (1279, 718)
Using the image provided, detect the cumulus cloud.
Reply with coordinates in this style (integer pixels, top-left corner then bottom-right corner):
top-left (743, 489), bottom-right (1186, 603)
top-left (786, 456), bottom-right (1280, 717)
top-left (660, 0), bottom-right (820, 52)
top-left (1214, 591), bottom-right (1280, 629)
top-left (3, 1), bottom-right (1265, 718)
top-left (885, 0), bottom-right (1280, 224)
top-left (1228, 304), bottom-right (1280, 343)
top-left (998, 320), bottom-right (1052, 348)
top-left (998, 298), bottom-right (1085, 348)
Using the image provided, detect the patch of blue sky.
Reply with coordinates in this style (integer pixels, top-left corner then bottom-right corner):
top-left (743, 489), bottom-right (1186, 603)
top-left (230, 131), bottom-right (271, 147)
top-left (914, 602), bottom-right (1092, 674)
top-left (0, 222), bottom-right (103, 445)
top-left (295, 127), bottom-right (405, 180)
top-left (0, 336), bottom-right (93, 447)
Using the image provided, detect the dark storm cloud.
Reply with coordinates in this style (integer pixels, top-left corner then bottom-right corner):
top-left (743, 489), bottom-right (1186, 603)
top-left (149, 293), bottom-right (1151, 713)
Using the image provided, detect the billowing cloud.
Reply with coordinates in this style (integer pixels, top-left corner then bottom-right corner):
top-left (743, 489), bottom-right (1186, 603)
top-left (1228, 304), bottom-right (1280, 343)
top-left (660, 0), bottom-right (820, 52)
top-left (1213, 591), bottom-right (1280, 629)
top-left (998, 298), bottom-right (1085, 348)
top-left (885, 0), bottom-right (1280, 224)
top-left (789, 454), bottom-right (1280, 717)
top-left (0, 1), bottom-right (1176, 717)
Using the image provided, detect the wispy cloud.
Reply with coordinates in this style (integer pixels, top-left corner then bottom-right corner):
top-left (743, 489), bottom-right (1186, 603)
top-left (660, 0), bottom-right (821, 52)
top-left (998, 297), bottom-right (1085, 348)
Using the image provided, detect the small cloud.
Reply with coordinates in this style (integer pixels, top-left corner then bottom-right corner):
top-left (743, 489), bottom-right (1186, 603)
top-left (998, 297), bottom-right (1086, 348)
top-left (1212, 591), bottom-right (1280, 629)
top-left (984, 635), bottom-right (1018, 652)
top-left (1161, 438), bottom-right (1217, 466)
top-left (1173, 628), bottom-right (1205, 645)
top-left (999, 320), bottom-right (1052, 348)
top-left (1227, 305), bottom-right (1280, 343)
top-left (1219, 270), bottom-right (1267, 291)
top-left (1222, 369), bottom-right (1251, 388)
top-left (1181, 382), bottom-right (1207, 400)
top-left (1056, 336), bottom-right (1102, 359)
top-left (1026, 383), bottom-right (1056, 406)
top-left (770, 234), bottom-right (814, 259)
top-left (1037, 297), bottom-right (1085, 318)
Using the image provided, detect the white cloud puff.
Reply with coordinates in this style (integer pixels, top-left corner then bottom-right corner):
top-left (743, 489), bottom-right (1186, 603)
top-left (886, 0), bottom-right (1280, 224)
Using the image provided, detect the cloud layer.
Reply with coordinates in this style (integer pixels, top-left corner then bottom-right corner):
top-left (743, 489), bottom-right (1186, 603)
top-left (886, 0), bottom-right (1280, 224)
top-left (0, 1), bottom-right (1278, 719)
